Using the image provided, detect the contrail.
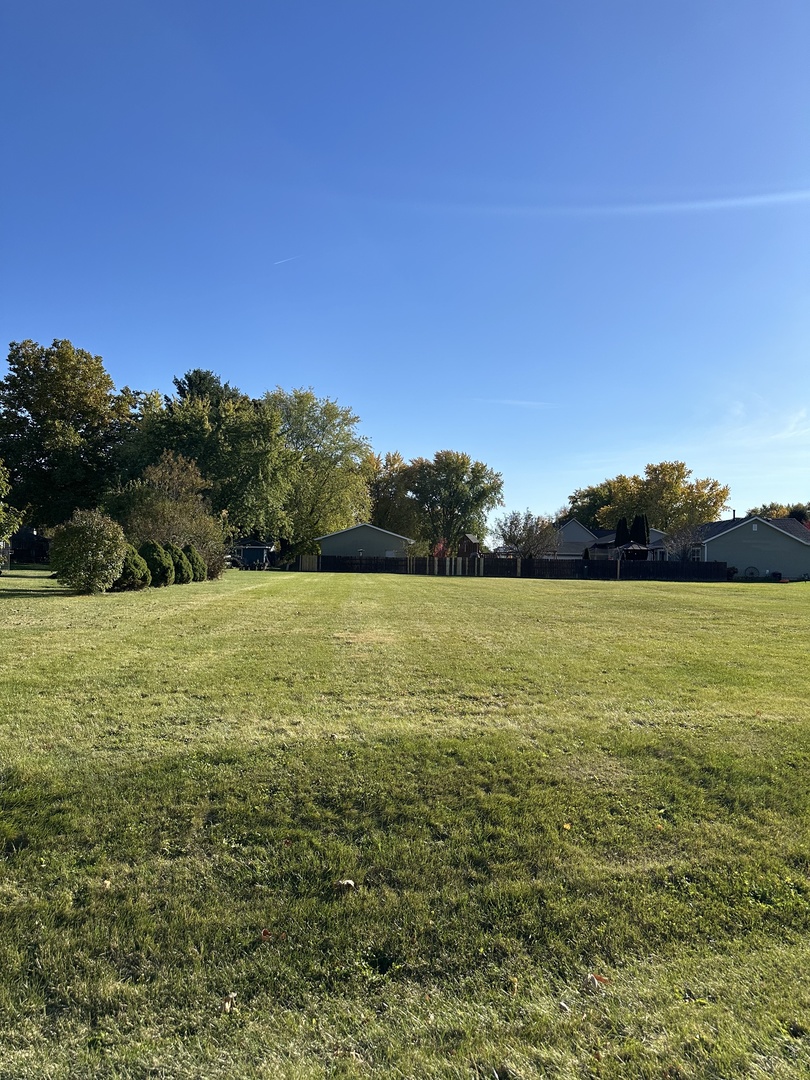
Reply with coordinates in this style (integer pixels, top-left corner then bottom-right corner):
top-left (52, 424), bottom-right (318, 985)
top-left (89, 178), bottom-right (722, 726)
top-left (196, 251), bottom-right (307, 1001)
top-left (274, 255), bottom-right (303, 265)
top-left (483, 398), bottom-right (556, 408)
top-left (421, 188), bottom-right (810, 219)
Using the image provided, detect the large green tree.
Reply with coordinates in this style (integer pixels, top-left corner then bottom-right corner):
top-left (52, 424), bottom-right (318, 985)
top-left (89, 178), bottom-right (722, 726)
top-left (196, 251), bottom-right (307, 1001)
top-left (404, 450), bottom-right (503, 555)
top-left (0, 458), bottom-right (22, 545)
top-left (366, 451), bottom-right (421, 539)
top-left (0, 339), bottom-right (137, 526)
top-left (566, 461), bottom-right (729, 533)
top-left (126, 373), bottom-right (293, 541)
top-left (115, 451), bottom-right (227, 578)
top-left (265, 388), bottom-right (370, 552)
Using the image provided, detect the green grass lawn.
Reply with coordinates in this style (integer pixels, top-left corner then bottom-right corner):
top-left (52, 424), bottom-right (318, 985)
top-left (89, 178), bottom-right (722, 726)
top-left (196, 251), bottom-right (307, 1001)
top-left (1, 569), bottom-right (809, 1078)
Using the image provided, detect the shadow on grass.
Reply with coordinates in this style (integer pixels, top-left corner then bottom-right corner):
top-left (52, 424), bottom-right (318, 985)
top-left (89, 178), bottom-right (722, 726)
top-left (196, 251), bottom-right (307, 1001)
top-left (0, 587), bottom-right (68, 598)
top-left (0, 570), bottom-right (68, 597)
top-left (2, 728), bottom-right (809, 1017)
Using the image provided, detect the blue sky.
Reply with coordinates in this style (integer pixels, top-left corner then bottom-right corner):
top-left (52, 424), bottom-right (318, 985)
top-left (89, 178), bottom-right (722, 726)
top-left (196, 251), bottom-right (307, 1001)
top-left (2, 1), bottom-right (810, 520)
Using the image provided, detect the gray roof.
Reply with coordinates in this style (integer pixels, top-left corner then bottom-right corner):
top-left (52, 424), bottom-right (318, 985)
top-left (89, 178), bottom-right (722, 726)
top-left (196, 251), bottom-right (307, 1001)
top-left (700, 516), bottom-right (810, 545)
top-left (314, 522), bottom-right (414, 543)
top-left (769, 517), bottom-right (810, 541)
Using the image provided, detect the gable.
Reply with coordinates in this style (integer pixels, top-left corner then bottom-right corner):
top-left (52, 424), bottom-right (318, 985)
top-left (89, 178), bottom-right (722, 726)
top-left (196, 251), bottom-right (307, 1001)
top-left (314, 522), bottom-right (414, 543)
top-left (703, 516), bottom-right (810, 547)
top-left (558, 519), bottom-right (598, 543)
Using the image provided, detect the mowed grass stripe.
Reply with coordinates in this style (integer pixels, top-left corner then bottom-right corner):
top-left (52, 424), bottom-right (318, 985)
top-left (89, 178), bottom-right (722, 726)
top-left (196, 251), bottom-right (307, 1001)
top-left (1, 570), bottom-right (809, 1077)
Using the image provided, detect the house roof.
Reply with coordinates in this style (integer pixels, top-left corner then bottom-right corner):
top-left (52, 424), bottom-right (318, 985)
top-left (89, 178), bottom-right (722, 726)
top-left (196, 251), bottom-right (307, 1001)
top-left (314, 522), bottom-right (414, 543)
top-left (700, 515), bottom-right (810, 546)
top-left (558, 519), bottom-right (599, 540)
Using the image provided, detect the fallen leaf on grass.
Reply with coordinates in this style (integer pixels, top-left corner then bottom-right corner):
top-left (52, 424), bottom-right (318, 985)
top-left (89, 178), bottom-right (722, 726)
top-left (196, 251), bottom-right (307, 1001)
top-left (582, 973), bottom-right (610, 993)
top-left (260, 929), bottom-right (288, 942)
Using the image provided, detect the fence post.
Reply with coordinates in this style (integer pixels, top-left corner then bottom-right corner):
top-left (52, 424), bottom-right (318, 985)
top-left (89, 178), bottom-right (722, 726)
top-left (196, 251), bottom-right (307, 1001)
top-left (516, 557), bottom-right (521, 578)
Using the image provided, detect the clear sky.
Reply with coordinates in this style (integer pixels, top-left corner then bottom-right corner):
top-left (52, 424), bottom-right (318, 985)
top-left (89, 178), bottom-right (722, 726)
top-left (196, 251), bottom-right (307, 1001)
top-left (2, 1), bottom-right (809, 520)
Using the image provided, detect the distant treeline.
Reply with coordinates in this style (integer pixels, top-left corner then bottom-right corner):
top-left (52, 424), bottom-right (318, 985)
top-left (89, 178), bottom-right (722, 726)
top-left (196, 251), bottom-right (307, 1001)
top-left (0, 339), bottom-right (504, 557)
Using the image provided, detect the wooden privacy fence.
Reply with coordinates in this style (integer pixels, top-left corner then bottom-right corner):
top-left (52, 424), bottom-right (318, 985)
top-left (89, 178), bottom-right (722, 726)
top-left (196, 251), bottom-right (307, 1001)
top-left (303, 554), bottom-right (729, 582)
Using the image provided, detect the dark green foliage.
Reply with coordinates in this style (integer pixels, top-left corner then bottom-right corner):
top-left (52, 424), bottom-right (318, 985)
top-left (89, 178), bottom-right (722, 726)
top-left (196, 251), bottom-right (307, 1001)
top-left (49, 509), bottom-right (128, 593)
top-left (112, 544), bottom-right (151, 590)
top-left (138, 540), bottom-right (175, 587)
top-left (614, 516), bottom-right (631, 547)
top-left (183, 543), bottom-right (207, 582)
top-left (630, 513), bottom-right (649, 545)
top-left (404, 450), bottom-right (504, 554)
top-left (0, 339), bottom-right (137, 528)
top-left (117, 452), bottom-right (228, 580)
top-left (164, 541), bottom-right (193, 584)
top-left (0, 458), bottom-right (22, 546)
top-left (170, 368), bottom-right (241, 407)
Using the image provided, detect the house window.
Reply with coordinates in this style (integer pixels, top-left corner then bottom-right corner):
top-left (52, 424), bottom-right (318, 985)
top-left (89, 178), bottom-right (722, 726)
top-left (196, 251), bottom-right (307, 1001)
top-left (689, 545), bottom-right (702, 562)
top-left (752, 524), bottom-right (757, 531)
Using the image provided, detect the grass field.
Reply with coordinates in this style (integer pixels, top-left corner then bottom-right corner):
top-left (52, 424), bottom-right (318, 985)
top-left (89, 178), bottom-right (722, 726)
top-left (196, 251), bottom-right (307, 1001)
top-left (1, 568), bottom-right (809, 1078)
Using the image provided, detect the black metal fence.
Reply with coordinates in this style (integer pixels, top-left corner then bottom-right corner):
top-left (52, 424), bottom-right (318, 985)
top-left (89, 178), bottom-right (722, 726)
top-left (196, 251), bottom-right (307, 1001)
top-left (301, 554), bottom-right (728, 582)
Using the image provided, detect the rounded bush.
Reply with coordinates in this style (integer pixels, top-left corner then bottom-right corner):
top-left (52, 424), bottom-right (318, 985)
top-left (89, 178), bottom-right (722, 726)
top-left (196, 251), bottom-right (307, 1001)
top-left (164, 542), bottom-right (193, 585)
top-left (138, 540), bottom-right (175, 587)
top-left (50, 510), bottom-right (127, 594)
top-left (112, 544), bottom-right (151, 590)
top-left (183, 543), bottom-right (208, 582)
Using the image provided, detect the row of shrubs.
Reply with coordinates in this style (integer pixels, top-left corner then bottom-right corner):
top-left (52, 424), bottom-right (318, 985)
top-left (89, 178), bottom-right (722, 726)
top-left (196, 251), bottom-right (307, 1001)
top-left (114, 541), bottom-right (210, 591)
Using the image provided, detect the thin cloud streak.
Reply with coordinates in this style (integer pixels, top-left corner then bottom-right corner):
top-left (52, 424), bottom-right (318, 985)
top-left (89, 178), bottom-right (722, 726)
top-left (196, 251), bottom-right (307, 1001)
top-left (480, 398), bottom-right (557, 409)
top-left (418, 188), bottom-right (810, 219)
top-left (717, 402), bottom-right (810, 449)
top-left (274, 255), bottom-right (303, 265)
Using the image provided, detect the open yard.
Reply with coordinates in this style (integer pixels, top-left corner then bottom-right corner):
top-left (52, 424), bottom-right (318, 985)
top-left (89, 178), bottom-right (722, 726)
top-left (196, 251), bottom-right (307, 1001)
top-left (1, 569), bottom-right (809, 1078)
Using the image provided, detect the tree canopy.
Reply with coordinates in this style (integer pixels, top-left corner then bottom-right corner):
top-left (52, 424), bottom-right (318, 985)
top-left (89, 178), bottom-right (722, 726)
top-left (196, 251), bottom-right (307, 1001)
top-left (1, 340), bottom-right (739, 569)
top-left (265, 388), bottom-right (370, 552)
top-left (367, 452), bottom-right (422, 540)
top-left (404, 451), bottom-right (503, 555)
top-left (113, 451), bottom-right (227, 578)
top-left (0, 458), bottom-right (22, 545)
top-left (0, 340), bottom-right (137, 527)
top-left (747, 501), bottom-right (809, 522)
top-left (493, 509), bottom-right (558, 558)
top-left (565, 461), bottom-right (729, 533)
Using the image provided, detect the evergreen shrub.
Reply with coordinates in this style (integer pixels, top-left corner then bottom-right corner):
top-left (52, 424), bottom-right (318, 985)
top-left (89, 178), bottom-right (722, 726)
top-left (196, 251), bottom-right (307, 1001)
top-left (164, 542), bottom-right (193, 584)
top-left (112, 544), bottom-right (151, 590)
top-left (183, 543), bottom-right (207, 582)
top-left (139, 541), bottom-right (175, 587)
